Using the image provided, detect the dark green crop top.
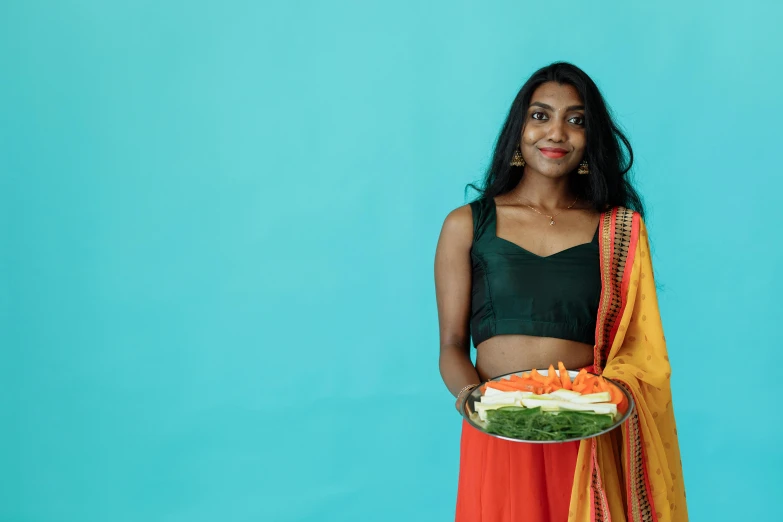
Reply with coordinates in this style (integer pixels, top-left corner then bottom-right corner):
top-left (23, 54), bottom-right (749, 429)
top-left (469, 197), bottom-right (601, 347)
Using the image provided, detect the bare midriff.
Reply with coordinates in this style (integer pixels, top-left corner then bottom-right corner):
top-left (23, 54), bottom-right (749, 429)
top-left (475, 334), bottom-right (594, 381)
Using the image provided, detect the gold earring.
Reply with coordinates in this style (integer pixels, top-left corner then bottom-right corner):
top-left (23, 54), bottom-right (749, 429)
top-left (511, 148), bottom-right (525, 167)
top-left (578, 160), bottom-right (589, 175)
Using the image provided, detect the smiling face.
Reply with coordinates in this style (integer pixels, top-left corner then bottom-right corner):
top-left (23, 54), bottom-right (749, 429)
top-left (520, 82), bottom-right (587, 179)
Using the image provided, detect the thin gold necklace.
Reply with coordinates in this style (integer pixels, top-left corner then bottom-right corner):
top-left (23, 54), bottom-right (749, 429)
top-left (518, 196), bottom-right (579, 226)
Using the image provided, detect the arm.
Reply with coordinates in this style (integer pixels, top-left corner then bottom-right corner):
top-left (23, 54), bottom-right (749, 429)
top-left (434, 205), bottom-right (481, 403)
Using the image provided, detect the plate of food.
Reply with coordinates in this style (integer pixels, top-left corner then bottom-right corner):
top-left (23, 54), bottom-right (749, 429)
top-left (462, 362), bottom-right (634, 443)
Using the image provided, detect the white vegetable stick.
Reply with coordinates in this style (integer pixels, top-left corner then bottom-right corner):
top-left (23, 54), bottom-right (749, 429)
top-left (480, 395), bottom-right (517, 405)
top-left (557, 401), bottom-right (617, 416)
top-left (520, 398), bottom-right (561, 411)
top-left (521, 399), bottom-right (618, 416)
top-left (475, 401), bottom-right (523, 421)
top-left (570, 392), bottom-right (612, 404)
top-left (549, 389), bottom-right (582, 400)
top-left (480, 391), bottom-right (535, 404)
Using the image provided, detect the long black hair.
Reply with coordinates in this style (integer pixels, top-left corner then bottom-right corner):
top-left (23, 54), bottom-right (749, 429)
top-left (468, 62), bottom-right (645, 217)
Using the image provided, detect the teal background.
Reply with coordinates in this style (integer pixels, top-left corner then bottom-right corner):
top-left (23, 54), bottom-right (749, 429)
top-left (2, 1), bottom-right (781, 521)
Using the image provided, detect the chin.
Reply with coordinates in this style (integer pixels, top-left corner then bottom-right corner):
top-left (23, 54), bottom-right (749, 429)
top-left (530, 163), bottom-right (574, 179)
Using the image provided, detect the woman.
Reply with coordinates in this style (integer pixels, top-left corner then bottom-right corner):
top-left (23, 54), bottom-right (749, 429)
top-left (434, 62), bottom-right (687, 522)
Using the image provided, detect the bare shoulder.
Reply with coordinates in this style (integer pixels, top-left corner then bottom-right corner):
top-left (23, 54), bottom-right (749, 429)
top-left (435, 204), bottom-right (474, 260)
top-left (443, 203), bottom-right (473, 227)
top-left (439, 204), bottom-right (474, 245)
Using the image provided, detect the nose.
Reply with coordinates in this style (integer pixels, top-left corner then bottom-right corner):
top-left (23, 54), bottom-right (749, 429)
top-left (547, 118), bottom-right (567, 143)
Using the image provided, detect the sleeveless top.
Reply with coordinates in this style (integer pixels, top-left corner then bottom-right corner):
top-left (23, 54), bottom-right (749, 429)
top-left (469, 197), bottom-right (601, 347)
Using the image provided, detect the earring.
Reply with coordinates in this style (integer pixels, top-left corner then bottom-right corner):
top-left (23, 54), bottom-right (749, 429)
top-left (578, 160), bottom-right (589, 175)
top-left (511, 148), bottom-right (526, 167)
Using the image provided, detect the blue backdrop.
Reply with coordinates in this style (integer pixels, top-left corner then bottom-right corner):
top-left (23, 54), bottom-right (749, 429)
top-left (3, 1), bottom-right (781, 521)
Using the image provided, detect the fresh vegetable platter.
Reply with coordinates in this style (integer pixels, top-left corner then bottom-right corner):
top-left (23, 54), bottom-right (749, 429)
top-left (462, 362), bottom-right (634, 443)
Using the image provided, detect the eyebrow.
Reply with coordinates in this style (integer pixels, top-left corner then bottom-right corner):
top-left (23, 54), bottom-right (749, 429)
top-left (530, 102), bottom-right (585, 111)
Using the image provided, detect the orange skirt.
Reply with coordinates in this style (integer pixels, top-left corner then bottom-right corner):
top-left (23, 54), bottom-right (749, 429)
top-left (455, 420), bottom-right (579, 522)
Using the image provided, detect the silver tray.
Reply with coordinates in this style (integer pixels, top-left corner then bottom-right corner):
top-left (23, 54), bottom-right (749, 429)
top-left (462, 368), bottom-right (635, 444)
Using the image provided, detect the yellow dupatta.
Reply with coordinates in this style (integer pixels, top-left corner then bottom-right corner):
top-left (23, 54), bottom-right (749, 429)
top-left (569, 208), bottom-right (688, 522)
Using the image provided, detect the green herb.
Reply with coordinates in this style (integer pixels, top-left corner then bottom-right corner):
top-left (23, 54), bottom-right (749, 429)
top-left (485, 407), bottom-right (615, 441)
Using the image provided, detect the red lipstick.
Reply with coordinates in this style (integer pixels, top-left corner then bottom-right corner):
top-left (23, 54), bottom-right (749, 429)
top-left (539, 147), bottom-right (568, 159)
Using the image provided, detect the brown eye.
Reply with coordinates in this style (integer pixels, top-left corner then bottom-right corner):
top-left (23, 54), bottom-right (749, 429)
top-left (569, 115), bottom-right (585, 126)
top-left (531, 111), bottom-right (547, 121)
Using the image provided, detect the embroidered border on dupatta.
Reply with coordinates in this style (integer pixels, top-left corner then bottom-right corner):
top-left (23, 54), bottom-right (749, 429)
top-left (590, 438), bottom-right (610, 522)
top-left (617, 381), bottom-right (656, 522)
top-left (593, 207), bottom-right (636, 372)
top-left (590, 207), bottom-right (651, 522)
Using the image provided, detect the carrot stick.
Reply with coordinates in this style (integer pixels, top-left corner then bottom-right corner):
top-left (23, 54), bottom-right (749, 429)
top-left (572, 382), bottom-right (589, 393)
top-left (617, 395), bottom-right (629, 414)
top-left (509, 381), bottom-right (538, 392)
top-left (573, 369), bottom-right (588, 387)
top-left (495, 379), bottom-right (523, 391)
top-left (579, 375), bottom-right (595, 391)
top-left (545, 364), bottom-right (559, 387)
top-left (608, 383), bottom-right (623, 405)
top-left (519, 379), bottom-right (539, 390)
top-left (558, 362), bottom-right (573, 390)
top-left (530, 369), bottom-right (546, 383)
top-left (486, 382), bottom-right (518, 392)
top-left (501, 377), bottom-right (549, 393)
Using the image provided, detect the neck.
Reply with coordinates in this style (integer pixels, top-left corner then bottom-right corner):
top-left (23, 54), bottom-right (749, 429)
top-left (510, 169), bottom-right (576, 210)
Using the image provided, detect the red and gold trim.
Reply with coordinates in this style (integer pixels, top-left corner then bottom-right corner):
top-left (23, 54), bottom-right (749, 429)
top-left (617, 380), bottom-right (657, 522)
top-left (593, 207), bottom-right (639, 373)
top-left (589, 438), bottom-right (611, 522)
top-left (589, 207), bottom-right (647, 522)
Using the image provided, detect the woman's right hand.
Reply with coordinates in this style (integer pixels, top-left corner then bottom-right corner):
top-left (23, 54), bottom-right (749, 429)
top-left (455, 384), bottom-right (478, 414)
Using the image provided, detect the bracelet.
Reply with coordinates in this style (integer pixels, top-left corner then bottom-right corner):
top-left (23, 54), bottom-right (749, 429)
top-left (455, 383), bottom-right (480, 412)
top-left (457, 383), bottom-right (479, 398)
